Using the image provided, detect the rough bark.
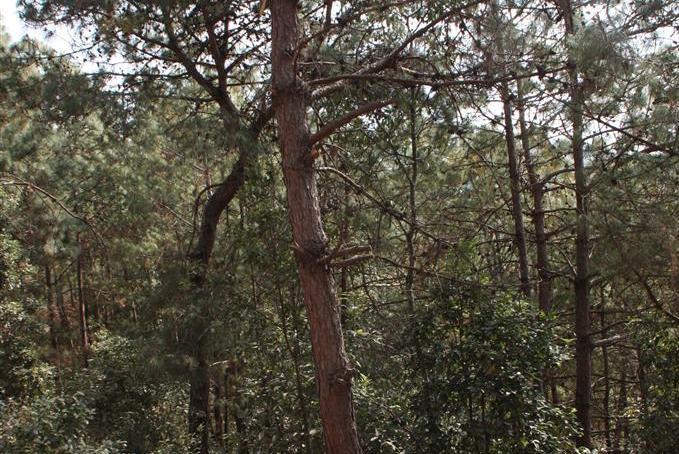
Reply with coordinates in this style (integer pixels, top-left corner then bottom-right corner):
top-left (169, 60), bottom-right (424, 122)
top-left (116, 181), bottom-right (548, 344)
top-left (271, 1), bottom-right (362, 452)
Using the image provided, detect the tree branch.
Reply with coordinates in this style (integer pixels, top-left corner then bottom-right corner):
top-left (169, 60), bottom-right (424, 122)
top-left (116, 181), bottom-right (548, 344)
top-left (1, 173), bottom-right (105, 248)
top-left (309, 99), bottom-right (395, 145)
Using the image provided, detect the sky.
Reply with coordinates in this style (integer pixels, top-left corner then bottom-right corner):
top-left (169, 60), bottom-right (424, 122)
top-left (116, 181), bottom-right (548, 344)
top-left (1, 0), bottom-right (27, 42)
top-left (1, 0), bottom-right (74, 53)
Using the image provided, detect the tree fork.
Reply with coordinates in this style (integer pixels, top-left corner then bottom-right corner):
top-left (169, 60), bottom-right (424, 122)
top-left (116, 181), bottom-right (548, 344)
top-left (271, 1), bottom-right (362, 452)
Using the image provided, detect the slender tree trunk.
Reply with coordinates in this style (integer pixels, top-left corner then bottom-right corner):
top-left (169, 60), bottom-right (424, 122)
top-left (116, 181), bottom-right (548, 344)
top-left (279, 285), bottom-right (312, 454)
top-left (339, 160), bottom-right (350, 328)
top-left (54, 275), bottom-right (73, 350)
top-left (0, 220), bottom-right (5, 293)
top-left (224, 365), bottom-right (230, 451)
top-left (271, 2), bottom-right (362, 452)
top-left (213, 368), bottom-right (225, 449)
top-left (231, 357), bottom-right (248, 454)
top-left (45, 264), bottom-right (59, 350)
top-left (516, 81), bottom-right (552, 311)
top-left (405, 89), bottom-right (438, 439)
top-left (516, 80), bottom-right (558, 401)
top-left (186, 155), bottom-right (246, 454)
top-left (558, 0), bottom-right (592, 448)
top-left (76, 241), bottom-right (90, 365)
top-left (405, 89), bottom-right (419, 317)
top-left (635, 347), bottom-right (648, 413)
top-left (613, 368), bottom-right (627, 452)
top-left (601, 309), bottom-right (612, 450)
top-left (188, 335), bottom-right (210, 453)
top-left (500, 83), bottom-right (531, 297)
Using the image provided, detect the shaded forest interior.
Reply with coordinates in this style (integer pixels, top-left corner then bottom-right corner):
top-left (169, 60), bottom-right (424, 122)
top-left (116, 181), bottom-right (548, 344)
top-left (1, 0), bottom-right (678, 453)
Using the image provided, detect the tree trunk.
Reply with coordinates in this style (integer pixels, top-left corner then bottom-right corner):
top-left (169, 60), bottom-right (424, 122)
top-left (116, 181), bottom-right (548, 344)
top-left (186, 155), bottom-right (246, 454)
top-left (560, 0), bottom-right (592, 447)
top-left (405, 89), bottom-right (438, 439)
top-left (271, 1), bottom-right (362, 452)
top-left (500, 82), bottom-right (531, 297)
top-left (54, 274), bottom-right (73, 350)
top-left (516, 80), bottom-right (558, 401)
top-left (613, 368), bottom-right (627, 452)
top-left (516, 81), bottom-right (552, 311)
top-left (601, 309), bottom-right (612, 450)
top-left (213, 368), bottom-right (225, 449)
top-left (76, 241), bottom-right (90, 366)
top-left (279, 285), bottom-right (312, 454)
top-left (45, 264), bottom-right (59, 350)
top-left (188, 333), bottom-right (210, 454)
top-left (230, 357), bottom-right (249, 454)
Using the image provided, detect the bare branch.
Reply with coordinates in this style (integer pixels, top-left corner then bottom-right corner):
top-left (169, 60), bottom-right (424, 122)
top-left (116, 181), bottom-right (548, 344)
top-left (330, 254), bottom-right (374, 268)
top-left (592, 334), bottom-right (628, 348)
top-left (309, 99), bottom-right (395, 145)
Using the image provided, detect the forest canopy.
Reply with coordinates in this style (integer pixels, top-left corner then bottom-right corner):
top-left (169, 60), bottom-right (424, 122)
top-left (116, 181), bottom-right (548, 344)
top-left (0, 0), bottom-right (677, 453)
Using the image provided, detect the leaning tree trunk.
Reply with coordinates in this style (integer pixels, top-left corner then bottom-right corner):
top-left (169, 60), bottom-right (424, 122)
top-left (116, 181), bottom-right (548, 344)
top-left (271, 1), bottom-right (362, 452)
top-left (559, 0), bottom-right (592, 448)
top-left (186, 155), bottom-right (246, 454)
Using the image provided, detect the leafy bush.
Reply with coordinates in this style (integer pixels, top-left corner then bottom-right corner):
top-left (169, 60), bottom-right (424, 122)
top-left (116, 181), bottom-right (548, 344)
top-left (631, 319), bottom-right (679, 452)
top-left (406, 287), bottom-right (578, 453)
top-left (0, 392), bottom-right (124, 453)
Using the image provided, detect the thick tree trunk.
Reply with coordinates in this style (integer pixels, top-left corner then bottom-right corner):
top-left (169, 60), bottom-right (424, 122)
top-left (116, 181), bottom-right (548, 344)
top-left (560, 0), bottom-right (592, 447)
top-left (573, 93), bottom-right (591, 449)
top-left (271, 1), bottom-right (362, 452)
top-left (500, 82), bottom-right (531, 297)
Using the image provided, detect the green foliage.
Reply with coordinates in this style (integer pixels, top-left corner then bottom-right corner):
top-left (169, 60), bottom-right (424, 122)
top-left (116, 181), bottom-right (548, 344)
top-left (631, 319), bottom-right (679, 452)
top-left (73, 332), bottom-right (192, 452)
top-left (0, 392), bottom-right (125, 453)
top-left (405, 287), bottom-right (578, 453)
